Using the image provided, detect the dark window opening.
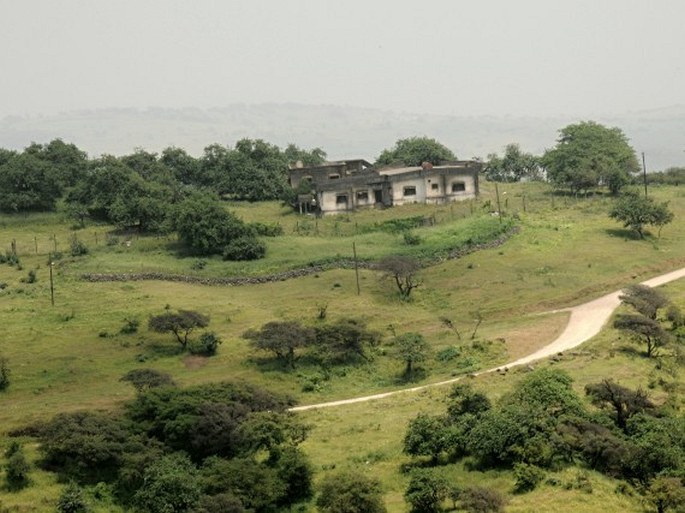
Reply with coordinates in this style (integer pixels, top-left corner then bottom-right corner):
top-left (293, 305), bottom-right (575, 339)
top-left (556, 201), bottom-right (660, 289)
top-left (451, 182), bottom-right (466, 192)
top-left (329, 174), bottom-right (340, 180)
top-left (431, 183), bottom-right (439, 191)
top-left (336, 195), bottom-right (348, 205)
top-left (356, 191), bottom-right (369, 201)
top-left (403, 186), bottom-right (417, 197)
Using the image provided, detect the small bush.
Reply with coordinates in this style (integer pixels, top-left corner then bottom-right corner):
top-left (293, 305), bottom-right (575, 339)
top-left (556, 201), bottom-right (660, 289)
top-left (250, 222), bottom-right (284, 237)
top-left (223, 236), bottom-right (266, 261)
top-left (0, 357), bottom-right (10, 391)
top-left (70, 236), bottom-right (88, 256)
top-left (120, 369), bottom-right (176, 392)
top-left (513, 463), bottom-right (545, 493)
top-left (57, 482), bottom-right (90, 513)
top-left (667, 305), bottom-right (684, 328)
top-left (191, 259), bottom-right (207, 270)
top-left (189, 332), bottom-right (222, 356)
top-left (120, 317), bottom-right (140, 334)
top-left (436, 346), bottom-right (461, 362)
top-left (20, 269), bottom-right (37, 284)
top-left (0, 250), bottom-right (20, 267)
top-left (106, 235), bottom-right (119, 246)
top-left (5, 445), bottom-right (31, 490)
top-left (460, 486), bottom-right (507, 513)
top-left (403, 231), bottom-right (422, 246)
top-left (0, 282), bottom-right (7, 290)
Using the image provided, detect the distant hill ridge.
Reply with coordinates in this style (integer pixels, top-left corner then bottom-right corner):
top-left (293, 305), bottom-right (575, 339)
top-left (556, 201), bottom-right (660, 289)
top-left (1, 103), bottom-right (683, 170)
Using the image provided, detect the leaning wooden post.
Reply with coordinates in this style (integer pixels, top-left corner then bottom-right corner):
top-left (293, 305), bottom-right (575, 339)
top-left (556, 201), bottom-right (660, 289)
top-left (352, 242), bottom-right (361, 296)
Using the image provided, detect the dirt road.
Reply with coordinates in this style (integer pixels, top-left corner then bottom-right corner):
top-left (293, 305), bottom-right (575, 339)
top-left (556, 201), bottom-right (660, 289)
top-left (290, 267), bottom-right (685, 412)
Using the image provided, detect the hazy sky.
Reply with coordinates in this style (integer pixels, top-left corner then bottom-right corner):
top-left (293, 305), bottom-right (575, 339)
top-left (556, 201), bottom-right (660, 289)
top-left (2, 0), bottom-right (684, 118)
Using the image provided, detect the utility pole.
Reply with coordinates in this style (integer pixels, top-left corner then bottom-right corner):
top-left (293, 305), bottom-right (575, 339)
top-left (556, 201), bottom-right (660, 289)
top-left (642, 152), bottom-right (648, 197)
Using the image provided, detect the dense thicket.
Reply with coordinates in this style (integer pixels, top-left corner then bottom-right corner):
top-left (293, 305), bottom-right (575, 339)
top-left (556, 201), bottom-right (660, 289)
top-left (34, 381), bottom-right (312, 512)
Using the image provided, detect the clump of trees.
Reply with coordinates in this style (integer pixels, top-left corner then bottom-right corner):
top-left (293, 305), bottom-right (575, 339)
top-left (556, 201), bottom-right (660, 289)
top-left (30, 381), bottom-right (311, 512)
top-left (400, 365), bottom-right (685, 511)
top-left (376, 137), bottom-right (456, 167)
top-left (485, 143), bottom-right (542, 182)
top-left (613, 284), bottom-right (675, 357)
top-left (243, 318), bottom-right (380, 371)
top-left (317, 471), bottom-right (387, 513)
top-left (543, 121), bottom-right (639, 195)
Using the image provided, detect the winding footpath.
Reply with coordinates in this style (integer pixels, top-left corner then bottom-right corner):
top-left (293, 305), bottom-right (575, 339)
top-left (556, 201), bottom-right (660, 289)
top-left (290, 266), bottom-right (685, 412)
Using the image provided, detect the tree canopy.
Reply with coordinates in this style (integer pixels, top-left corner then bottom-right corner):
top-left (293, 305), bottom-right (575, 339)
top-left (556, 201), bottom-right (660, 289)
top-left (542, 121), bottom-right (639, 194)
top-left (609, 191), bottom-right (674, 238)
top-left (485, 143), bottom-right (541, 182)
top-left (375, 137), bottom-right (456, 167)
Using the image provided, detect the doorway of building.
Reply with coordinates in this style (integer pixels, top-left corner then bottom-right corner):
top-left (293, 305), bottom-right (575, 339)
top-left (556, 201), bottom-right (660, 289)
top-left (374, 189), bottom-right (383, 203)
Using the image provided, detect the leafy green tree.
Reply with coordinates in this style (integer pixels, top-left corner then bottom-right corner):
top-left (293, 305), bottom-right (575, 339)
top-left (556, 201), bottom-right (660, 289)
top-left (394, 332), bottom-right (430, 379)
top-left (313, 318), bottom-right (380, 365)
top-left (446, 383), bottom-right (491, 420)
top-left (585, 380), bottom-right (653, 432)
top-left (403, 413), bottom-right (447, 463)
top-left (25, 139), bottom-right (88, 188)
top-left (0, 152), bottom-right (62, 212)
top-left (161, 146), bottom-right (201, 185)
top-left (609, 192), bottom-right (674, 238)
top-left (199, 457), bottom-right (286, 511)
top-left (243, 320), bottom-right (315, 370)
top-left (376, 137), bottom-right (456, 167)
top-left (133, 453), bottom-right (201, 513)
top-left (502, 368), bottom-right (585, 417)
top-left (148, 309), bottom-right (210, 350)
top-left (543, 121), bottom-right (639, 194)
top-left (404, 469), bottom-right (448, 513)
top-left (222, 235), bottom-right (266, 261)
top-left (620, 284), bottom-right (670, 320)
top-left (647, 476), bottom-right (685, 513)
top-left (614, 314), bottom-right (668, 357)
top-left (485, 143), bottom-right (541, 182)
top-left (317, 471), bottom-right (387, 513)
top-left (284, 143), bottom-right (327, 166)
top-left (174, 194), bottom-right (249, 255)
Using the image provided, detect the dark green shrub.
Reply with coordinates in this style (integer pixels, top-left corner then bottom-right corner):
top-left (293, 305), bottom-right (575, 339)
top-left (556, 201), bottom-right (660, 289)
top-left (0, 250), bottom-right (20, 267)
top-left (0, 356), bottom-right (9, 390)
top-left (5, 445), bottom-right (31, 490)
top-left (459, 486), bottom-right (507, 513)
top-left (70, 236), bottom-right (88, 256)
top-left (120, 369), bottom-right (176, 392)
top-left (317, 471), bottom-right (387, 513)
top-left (404, 469), bottom-right (448, 513)
top-left (190, 332), bottom-right (222, 356)
top-left (403, 231), bottom-right (422, 246)
top-left (513, 462), bottom-right (545, 493)
top-left (20, 269), bottom-right (37, 283)
top-left (57, 482), bottom-right (90, 513)
top-left (119, 317), bottom-right (140, 334)
top-left (250, 222), bottom-right (284, 237)
top-left (191, 259), bottom-right (207, 270)
top-left (223, 236), bottom-right (266, 261)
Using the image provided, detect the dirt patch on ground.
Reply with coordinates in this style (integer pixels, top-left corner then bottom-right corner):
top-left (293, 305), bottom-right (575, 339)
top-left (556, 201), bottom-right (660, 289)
top-left (183, 355), bottom-right (209, 370)
top-left (495, 312), bottom-right (570, 361)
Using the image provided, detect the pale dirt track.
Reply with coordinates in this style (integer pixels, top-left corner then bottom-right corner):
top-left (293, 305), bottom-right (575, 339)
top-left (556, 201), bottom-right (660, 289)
top-left (290, 267), bottom-right (685, 412)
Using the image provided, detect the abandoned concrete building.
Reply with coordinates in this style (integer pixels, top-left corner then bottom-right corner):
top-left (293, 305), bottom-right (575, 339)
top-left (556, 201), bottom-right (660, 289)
top-left (288, 159), bottom-right (481, 214)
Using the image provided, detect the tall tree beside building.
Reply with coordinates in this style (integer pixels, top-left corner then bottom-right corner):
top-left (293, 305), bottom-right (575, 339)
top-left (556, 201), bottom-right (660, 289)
top-left (376, 137), bottom-right (456, 167)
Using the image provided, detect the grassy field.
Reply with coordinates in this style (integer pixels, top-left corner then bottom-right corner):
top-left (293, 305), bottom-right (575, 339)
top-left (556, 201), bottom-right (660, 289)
top-left (0, 182), bottom-right (684, 511)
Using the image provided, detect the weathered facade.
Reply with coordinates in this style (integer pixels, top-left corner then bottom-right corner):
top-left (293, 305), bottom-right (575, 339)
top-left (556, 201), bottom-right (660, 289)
top-left (289, 160), bottom-right (480, 214)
